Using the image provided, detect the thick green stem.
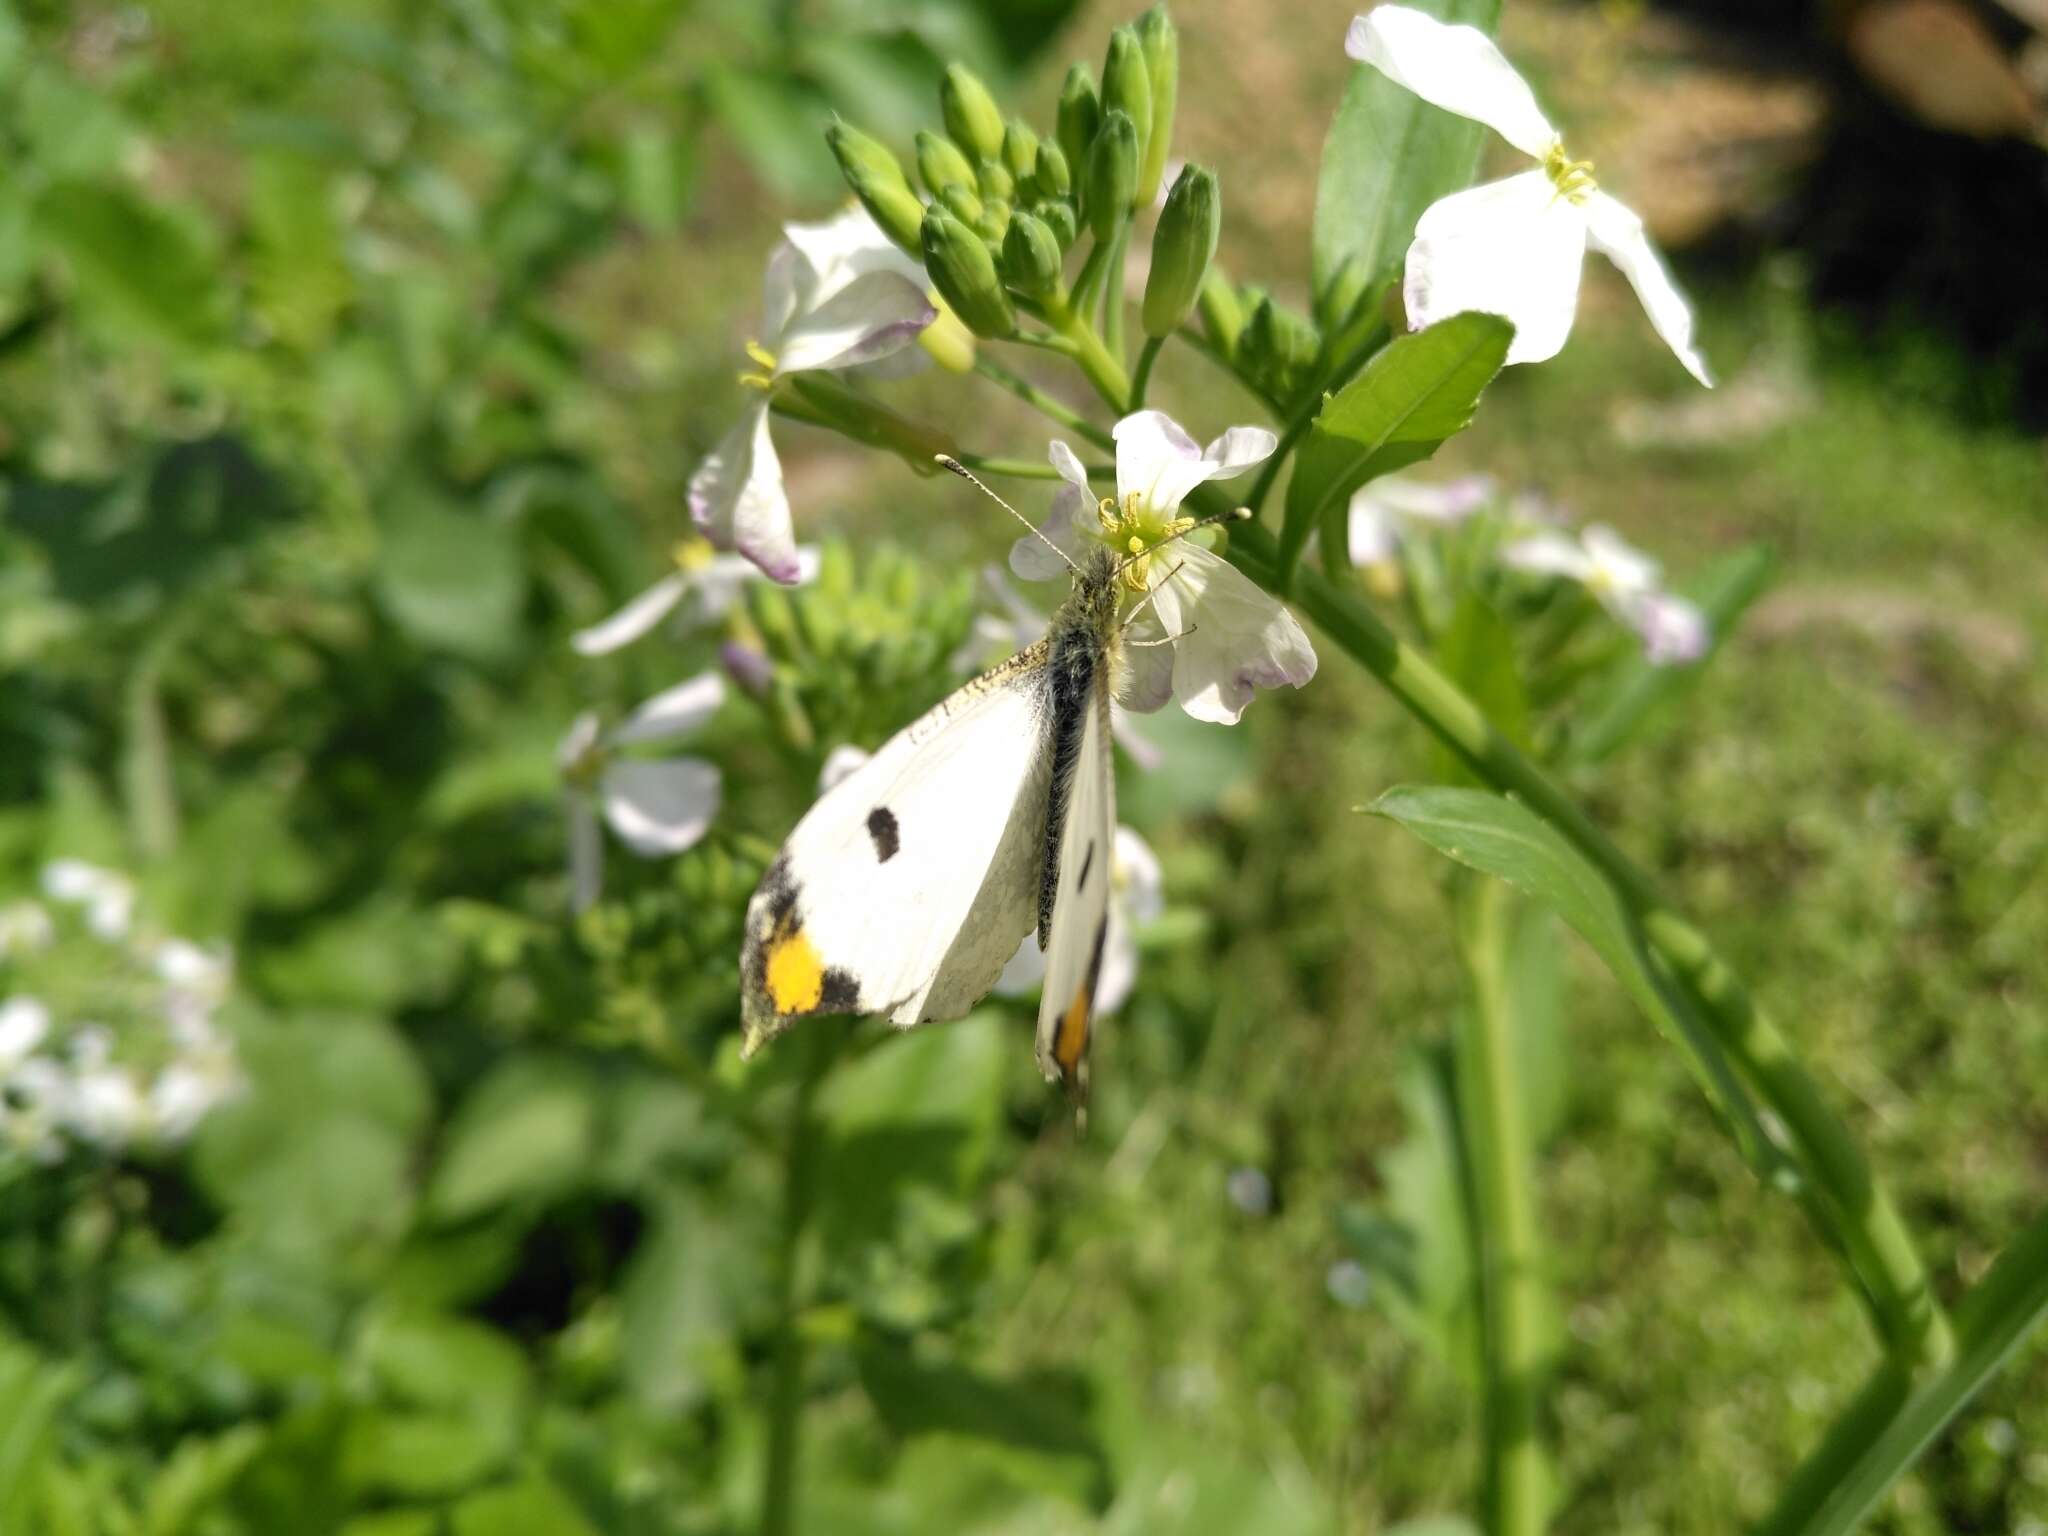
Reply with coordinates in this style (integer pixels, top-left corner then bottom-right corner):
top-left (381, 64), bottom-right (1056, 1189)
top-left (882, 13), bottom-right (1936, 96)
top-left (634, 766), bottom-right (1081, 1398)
top-left (760, 1030), bottom-right (837, 1536)
top-left (1455, 877), bottom-right (1550, 1536)
top-left (972, 358), bottom-right (1114, 450)
top-left (1100, 223), bottom-right (1130, 362)
top-left (1129, 335), bottom-right (1165, 409)
top-left (949, 451), bottom-right (1112, 483)
top-left (1224, 521), bottom-right (1953, 1377)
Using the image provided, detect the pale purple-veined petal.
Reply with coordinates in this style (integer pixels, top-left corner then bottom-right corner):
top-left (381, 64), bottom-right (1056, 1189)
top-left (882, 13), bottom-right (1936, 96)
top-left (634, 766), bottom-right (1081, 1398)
top-left (1095, 908), bottom-right (1140, 1016)
top-left (782, 204), bottom-right (928, 295)
top-left (1347, 497), bottom-right (1401, 565)
top-left (1346, 6), bottom-right (1558, 160)
top-left (689, 402), bottom-right (800, 584)
top-left (568, 794), bottom-right (604, 912)
top-left (0, 997), bottom-right (51, 1063)
top-left (1582, 190), bottom-right (1714, 388)
top-left (1109, 704), bottom-right (1163, 771)
top-left (1116, 606), bottom-right (1178, 714)
top-left (1010, 482), bottom-right (1091, 582)
top-left (1500, 530), bottom-right (1595, 581)
top-left (1113, 410), bottom-right (1213, 514)
top-left (1113, 827), bottom-right (1164, 925)
top-left (1048, 438), bottom-right (1093, 492)
top-left (696, 547), bottom-right (819, 620)
top-left (1146, 546), bottom-right (1318, 725)
top-left (1580, 525), bottom-right (1662, 596)
top-left (571, 572), bottom-right (693, 657)
top-left (1406, 171), bottom-right (1588, 367)
top-left (818, 744), bottom-right (871, 792)
top-left (1200, 425), bottom-right (1279, 480)
top-left (599, 758), bottom-right (721, 856)
top-left (993, 933), bottom-right (1046, 997)
top-left (1367, 472), bottom-right (1498, 523)
top-left (609, 672), bottom-right (727, 748)
top-left (1624, 591), bottom-right (1710, 665)
top-left (759, 241), bottom-right (803, 347)
top-left (772, 269), bottom-right (935, 376)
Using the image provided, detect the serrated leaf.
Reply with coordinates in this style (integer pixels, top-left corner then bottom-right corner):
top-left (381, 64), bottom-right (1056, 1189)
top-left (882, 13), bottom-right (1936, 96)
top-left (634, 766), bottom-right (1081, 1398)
top-left (1366, 786), bottom-right (1778, 1175)
top-left (1311, 0), bottom-right (1501, 301)
top-left (1280, 313), bottom-right (1512, 586)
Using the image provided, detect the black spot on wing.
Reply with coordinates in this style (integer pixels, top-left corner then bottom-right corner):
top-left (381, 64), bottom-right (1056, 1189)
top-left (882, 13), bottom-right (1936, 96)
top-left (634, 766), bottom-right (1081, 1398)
top-left (818, 968), bottom-right (861, 1012)
top-left (1076, 839), bottom-right (1096, 893)
top-left (866, 806), bottom-right (900, 863)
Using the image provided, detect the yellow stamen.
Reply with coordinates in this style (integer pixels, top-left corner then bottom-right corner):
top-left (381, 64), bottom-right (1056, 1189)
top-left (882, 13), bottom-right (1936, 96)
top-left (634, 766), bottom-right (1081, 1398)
top-left (738, 339), bottom-right (779, 392)
top-left (1542, 140), bottom-right (1597, 205)
top-left (670, 539), bottom-right (717, 573)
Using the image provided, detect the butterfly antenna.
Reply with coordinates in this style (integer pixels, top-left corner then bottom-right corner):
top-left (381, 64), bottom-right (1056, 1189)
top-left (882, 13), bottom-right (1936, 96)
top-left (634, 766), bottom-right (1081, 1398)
top-left (936, 455), bottom-right (1081, 574)
top-left (1110, 504), bottom-right (1252, 585)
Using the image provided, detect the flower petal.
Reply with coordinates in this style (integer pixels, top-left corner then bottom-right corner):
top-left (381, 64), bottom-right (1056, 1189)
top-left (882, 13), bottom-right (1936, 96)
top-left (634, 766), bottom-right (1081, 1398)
top-left (773, 269), bottom-right (935, 375)
top-left (1625, 591), bottom-right (1710, 665)
top-left (1406, 171), bottom-right (1588, 367)
top-left (818, 744), bottom-right (871, 792)
top-left (1582, 190), bottom-right (1714, 388)
top-left (993, 932), bottom-right (1046, 997)
top-left (1581, 524), bottom-right (1661, 595)
top-left (782, 204), bottom-right (927, 297)
top-left (1148, 546), bottom-right (1318, 725)
top-left (568, 795), bottom-right (603, 913)
top-left (1500, 530), bottom-right (1593, 581)
top-left (600, 758), bottom-right (721, 856)
top-left (1346, 496), bottom-right (1401, 565)
top-left (689, 402), bottom-right (801, 584)
top-left (609, 671), bottom-right (727, 748)
top-left (1113, 410), bottom-right (1211, 514)
top-left (760, 240), bottom-right (803, 346)
top-left (571, 572), bottom-right (692, 657)
top-left (1095, 908), bottom-right (1139, 1016)
top-left (1109, 704), bottom-right (1163, 771)
top-left (1347, 6), bottom-right (1558, 160)
top-left (1047, 438), bottom-right (1092, 492)
top-left (1364, 472), bottom-right (1498, 523)
top-left (1200, 425), bottom-right (1279, 479)
top-left (558, 710), bottom-right (602, 772)
top-left (1009, 483), bottom-right (1090, 582)
top-left (1113, 826), bottom-right (1164, 925)
top-left (1116, 606), bottom-right (1177, 714)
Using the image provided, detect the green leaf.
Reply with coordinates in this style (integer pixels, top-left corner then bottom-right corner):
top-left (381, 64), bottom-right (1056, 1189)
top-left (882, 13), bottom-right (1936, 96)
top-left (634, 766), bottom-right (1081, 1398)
top-left (450, 1477), bottom-right (599, 1536)
top-left (1280, 313), bottom-right (1512, 587)
top-left (1367, 786), bottom-right (1781, 1177)
top-left (1310, 0), bottom-right (1501, 301)
top-left (34, 179), bottom-right (226, 353)
top-left (425, 1054), bottom-right (601, 1222)
top-left (0, 1340), bottom-right (78, 1533)
top-left (702, 65), bottom-right (843, 204)
top-left (1562, 543), bottom-right (1775, 767)
top-left (1759, 1205), bottom-right (2048, 1536)
top-left (618, 1189), bottom-right (758, 1414)
top-left (857, 1344), bottom-right (1113, 1510)
top-left (375, 491), bottom-right (527, 661)
top-left (1431, 593), bottom-right (1528, 785)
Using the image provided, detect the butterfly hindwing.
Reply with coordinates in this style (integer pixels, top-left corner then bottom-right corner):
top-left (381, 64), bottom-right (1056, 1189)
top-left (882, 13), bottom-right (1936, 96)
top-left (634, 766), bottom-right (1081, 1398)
top-left (741, 645), bottom-right (1052, 1051)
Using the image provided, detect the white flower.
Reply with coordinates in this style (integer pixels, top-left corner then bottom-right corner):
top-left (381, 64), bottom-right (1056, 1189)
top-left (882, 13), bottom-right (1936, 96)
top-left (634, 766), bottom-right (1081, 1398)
top-left (691, 206), bottom-right (937, 583)
top-left (1502, 524), bottom-right (1709, 665)
top-left (0, 997), bottom-right (50, 1066)
top-left (1345, 472), bottom-right (1497, 565)
top-left (2, 1057), bottom-right (70, 1163)
top-left (571, 543), bottom-right (821, 657)
top-left (41, 859), bottom-right (136, 940)
top-left (996, 826), bottom-right (1164, 1016)
top-left (149, 1052), bottom-right (240, 1143)
top-left (560, 672), bottom-right (727, 912)
top-left (69, 1066), bottom-right (149, 1149)
top-left (0, 901), bottom-right (54, 957)
top-left (1346, 6), bottom-right (1713, 387)
top-left (817, 743), bottom-right (873, 793)
top-left (1009, 411), bottom-right (1318, 726)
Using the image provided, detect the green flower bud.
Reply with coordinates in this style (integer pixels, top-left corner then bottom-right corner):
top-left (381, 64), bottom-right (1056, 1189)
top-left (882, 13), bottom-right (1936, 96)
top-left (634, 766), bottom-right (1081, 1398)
top-left (1101, 28), bottom-right (1152, 197)
top-left (976, 156), bottom-right (1014, 204)
top-left (976, 196), bottom-right (1011, 246)
top-left (1002, 118), bottom-right (1039, 183)
top-left (937, 181), bottom-right (983, 227)
top-left (1031, 141), bottom-right (1071, 201)
top-left (1056, 64), bottom-right (1101, 179)
top-left (1316, 253), bottom-right (1373, 331)
top-left (940, 63), bottom-right (1005, 163)
top-left (1197, 265), bottom-right (1245, 357)
top-left (1082, 108), bottom-right (1138, 242)
top-left (1142, 163), bottom-right (1218, 338)
top-left (915, 129), bottom-right (977, 201)
top-left (922, 207), bottom-right (1014, 339)
top-left (826, 123), bottom-right (925, 255)
top-left (1001, 210), bottom-right (1064, 298)
top-left (1135, 6), bottom-right (1179, 205)
top-left (1243, 293), bottom-right (1319, 399)
top-left (1037, 199), bottom-right (1079, 249)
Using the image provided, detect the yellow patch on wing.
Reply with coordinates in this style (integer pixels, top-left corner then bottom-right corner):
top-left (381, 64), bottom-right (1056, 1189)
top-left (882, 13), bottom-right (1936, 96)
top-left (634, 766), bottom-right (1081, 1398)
top-left (1053, 981), bottom-right (1091, 1075)
top-left (764, 925), bottom-right (827, 1015)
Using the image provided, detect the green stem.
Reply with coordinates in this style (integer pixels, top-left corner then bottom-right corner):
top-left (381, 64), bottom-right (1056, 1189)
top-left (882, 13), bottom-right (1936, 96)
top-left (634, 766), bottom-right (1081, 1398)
top-left (972, 358), bottom-right (1114, 450)
top-left (1101, 223), bottom-right (1129, 362)
top-left (1175, 325), bottom-right (1285, 415)
top-left (949, 451), bottom-right (1112, 483)
top-left (1242, 408), bottom-right (1311, 520)
top-left (1454, 877), bottom-right (1550, 1536)
top-left (1129, 335), bottom-right (1165, 410)
top-left (1007, 299), bottom-right (1130, 419)
top-left (1224, 520), bottom-right (1953, 1377)
top-left (760, 1028), bottom-right (838, 1536)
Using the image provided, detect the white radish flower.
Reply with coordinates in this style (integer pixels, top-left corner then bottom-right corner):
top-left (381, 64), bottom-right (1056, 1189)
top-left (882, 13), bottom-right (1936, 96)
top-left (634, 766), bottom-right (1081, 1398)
top-left (691, 205), bottom-right (937, 584)
top-left (0, 996), bottom-right (51, 1066)
top-left (571, 541), bottom-right (821, 657)
top-left (996, 825), bottom-right (1164, 1016)
top-left (1346, 6), bottom-right (1713, 387)
top-left (1502, 524), bottom-right (1709, 665)
top-left (0, 902), bottom-right (54, 957)
top-left (1346, 472), bottom-right (1498, 565)
top-left (560, 672), bottom-right (727, 913)
top-left (41, 859), bottom-right (136, 940)
top-left (1010, 410), bottom-right (1318, 726)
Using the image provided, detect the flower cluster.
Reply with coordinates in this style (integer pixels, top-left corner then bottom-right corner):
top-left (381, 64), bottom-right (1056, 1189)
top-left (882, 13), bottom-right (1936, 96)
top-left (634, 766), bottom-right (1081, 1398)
top-left (1, 861), bottom-right (241, 1164)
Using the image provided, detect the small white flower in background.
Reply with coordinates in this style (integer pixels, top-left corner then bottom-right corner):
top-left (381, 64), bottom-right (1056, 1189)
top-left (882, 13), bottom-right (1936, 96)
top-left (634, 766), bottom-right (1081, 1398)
top-left (1226, 1166), bottom-right (1275, 1217)
top-left (1010, 410), bottom-right (1318, 726)
top-left (1345, 472), bottom-right (1498, 565)
top-left (1503, 524), bottom-right (1709, 665)
top-left (1346, 6), bottom-right (1713, 387)
top-left (996, 826), bottom-right (1164, 1016)
top-left (560, 672), bottom-right (727, 912)
top-left (691, 205), bottom-right (937, 584)
top-left (0, 901), bottom-right (54, 957)
top-left (571, 542), bottom-right (821, 657)
top-left (817, 743), bottom-right (873, 794)
top-left (0, 996), bottom-right (50, 1065)
top-left (41, 859), bottom-right (136, 941)
top-left (1327, 1258), bottom-right (1374, 1308)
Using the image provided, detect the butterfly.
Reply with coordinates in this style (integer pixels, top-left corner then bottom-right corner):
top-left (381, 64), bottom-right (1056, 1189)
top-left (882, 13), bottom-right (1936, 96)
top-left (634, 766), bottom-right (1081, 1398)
top-left (738, 459), bottom-right (1235, 1109)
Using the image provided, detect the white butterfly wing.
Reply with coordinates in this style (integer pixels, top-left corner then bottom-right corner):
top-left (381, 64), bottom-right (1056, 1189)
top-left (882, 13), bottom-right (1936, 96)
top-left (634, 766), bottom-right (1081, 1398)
top-left (741, 647), bottom-right (1051, 1049)
top-left (1033, 682), bottom-right (1115, 1104)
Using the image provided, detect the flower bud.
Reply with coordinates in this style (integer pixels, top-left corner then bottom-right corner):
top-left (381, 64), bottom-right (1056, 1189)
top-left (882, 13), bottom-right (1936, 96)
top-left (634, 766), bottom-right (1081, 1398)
top-left (937, 181), bottom-right (983, 227)
top-left (1002, 118), bottom-right (1039, 184)
top-left (917, 296), bottom-right (977, 373)
top-left (1100, 28), bottom-right (1152, 196)
top-left (921, 207), bottom-right (1015, 339)
top-left (976, 156), bottom-right (1014, 204)
top-left (1197, 266), bottom-right (1245, 356)
top-left (1001, 210), bottom-right (1064, 297)
top-left (1142, 163), bottom-right (1218, 338)
top-left (1243, 293), bottom-right (1319, 399)
top-left (1031, 141), bottom-right (1071, 201)
top-left (1036, 199), bottom-right (1079, 249)
top-left (1082, 108), bottom-right (1138, 242)
top-left (976, 196), bottom-right (1011, 246)
top-left (1056, 64), bottom-right (1101, 179)
top-left (940, 62), bottom-right (1005, 163)
top-left (1135, 6), bottom-right (1179, 205)
top-left (1316, 253), bottom-right (1372, 331)
top-left (826, 123), bottom-right (925, 254)
top-left (915, 128), bottom-right (976, 200)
